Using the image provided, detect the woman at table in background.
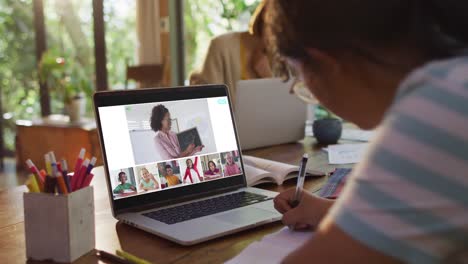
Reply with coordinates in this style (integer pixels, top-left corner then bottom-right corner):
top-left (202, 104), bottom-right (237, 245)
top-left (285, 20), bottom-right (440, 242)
top-left (189, 0), bottom-right (272, 100)
top-left (113, 172), bottom-right (137, 195)
top-left (183, 157), bottom-right (203, 184)
top-left (204, 160), bottom-right (222, 180)
top-left (151, 104), bottom-right (204, 160)
top-left (266, 0), bottom-right (468, 263)
top-left (139, 167), bottom-right (159, 191)
top-left (223, 153), bottom-right (241, 176)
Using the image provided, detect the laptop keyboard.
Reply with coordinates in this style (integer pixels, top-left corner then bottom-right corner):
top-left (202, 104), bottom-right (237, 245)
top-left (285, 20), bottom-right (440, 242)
top-left (143, 191), bottom-right (272, 225)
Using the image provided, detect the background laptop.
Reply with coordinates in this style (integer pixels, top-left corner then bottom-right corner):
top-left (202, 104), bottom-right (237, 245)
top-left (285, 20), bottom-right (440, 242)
top-left (235, 78), bottom-right (307, 150)
top-left (93, 85), bottom-right (281, 245)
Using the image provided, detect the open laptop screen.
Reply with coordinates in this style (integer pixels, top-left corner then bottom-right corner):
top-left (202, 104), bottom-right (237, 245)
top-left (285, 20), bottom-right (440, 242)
top-left (94, 86), bottom-right (245, 210)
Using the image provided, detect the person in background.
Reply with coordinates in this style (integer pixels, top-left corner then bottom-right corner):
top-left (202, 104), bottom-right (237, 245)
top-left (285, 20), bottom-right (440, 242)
top-left (113, 172), bottom-right (137, 194)
top-left (151, 104), bottom-right (204, 160)
top-left (204, 160), bottom-right (222, 180)
top-left (139, 167), bottom-right (159, 191)
top-left (164, 165), bottom-right (182, 187)
top-left (223, 152), bottom-right (241, 176)
top-left (183, 157), bottom-right (203, 184)
top-left (266, 0), bottom-right (468, 263)
top-left (189, 0), bottom-right (272, 101)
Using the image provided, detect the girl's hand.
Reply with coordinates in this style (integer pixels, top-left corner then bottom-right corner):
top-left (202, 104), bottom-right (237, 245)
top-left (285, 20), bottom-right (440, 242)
top-left (274, 188), bottom-right (334, 229)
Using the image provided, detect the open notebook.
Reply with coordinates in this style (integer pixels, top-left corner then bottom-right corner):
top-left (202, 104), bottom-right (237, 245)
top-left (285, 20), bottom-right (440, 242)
top-left (243, 155), bottom-right (328, 186)
top-left (226, 227), bottom-right (313, 264)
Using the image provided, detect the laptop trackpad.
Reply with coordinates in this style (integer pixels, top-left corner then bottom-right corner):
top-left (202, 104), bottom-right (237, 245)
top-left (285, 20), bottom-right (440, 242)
top-left (214, 207), bottom-right (277, 225)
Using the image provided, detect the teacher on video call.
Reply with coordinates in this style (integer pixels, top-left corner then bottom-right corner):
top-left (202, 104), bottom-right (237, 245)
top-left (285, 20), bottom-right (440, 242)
top-left (151, 104), bottom-right (204, 160)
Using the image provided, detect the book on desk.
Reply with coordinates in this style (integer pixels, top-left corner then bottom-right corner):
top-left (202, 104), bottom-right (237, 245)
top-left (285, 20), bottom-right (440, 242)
top-left (243, 155), bottom-right (328, 186)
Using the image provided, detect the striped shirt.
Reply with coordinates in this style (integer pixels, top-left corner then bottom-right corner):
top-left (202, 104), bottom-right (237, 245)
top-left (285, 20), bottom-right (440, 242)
top-left (329, 57), bottom-right (468, 264)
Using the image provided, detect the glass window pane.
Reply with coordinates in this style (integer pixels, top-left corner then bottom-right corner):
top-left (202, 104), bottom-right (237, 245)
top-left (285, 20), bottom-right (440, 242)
top-left (104, 0), bottom-right (137, 90)
top-left (0, 0), bottom-right (39, 153)
top-left (44, 0), bottom-right (94, 114)
top-left (184, 0), bottom-right (260, 78)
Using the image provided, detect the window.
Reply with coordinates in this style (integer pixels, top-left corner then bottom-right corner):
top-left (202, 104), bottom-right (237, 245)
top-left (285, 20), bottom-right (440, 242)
top-left (184, 0), bottom-right (260, 79)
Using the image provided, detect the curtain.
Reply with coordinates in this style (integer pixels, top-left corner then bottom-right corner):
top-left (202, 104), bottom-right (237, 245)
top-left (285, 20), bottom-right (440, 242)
top-left (136, 0), bottom-right (162, 64)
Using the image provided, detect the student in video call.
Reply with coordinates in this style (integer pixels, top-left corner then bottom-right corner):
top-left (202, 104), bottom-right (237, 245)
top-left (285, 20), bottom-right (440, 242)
top-left (151, 104), bottom-right (204, 160)
top-left (183, 157), bottom-right (203, 184)
top-left (223, 153), bottom-right (241, 176)
top-left (139, 167), bottom-right (159, 191)
top-left (204, 160), bottom-right (222, 179)
top-left (113, 172), bottom-right (137, 194)
top-left (164, 165), bottom-right (182, 187)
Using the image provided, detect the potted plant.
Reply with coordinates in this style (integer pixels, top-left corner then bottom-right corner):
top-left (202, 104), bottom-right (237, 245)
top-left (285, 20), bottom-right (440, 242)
top-left (38, 49), bottom-right (92, 123)
top-left (313, 105), bottom-right (342, 145)
top-left (285, 80), bottom-right (342, 145)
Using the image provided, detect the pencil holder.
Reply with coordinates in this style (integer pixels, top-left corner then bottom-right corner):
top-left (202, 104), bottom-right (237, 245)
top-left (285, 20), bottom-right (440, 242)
top-left (23, 186), bottom-right (95, 263)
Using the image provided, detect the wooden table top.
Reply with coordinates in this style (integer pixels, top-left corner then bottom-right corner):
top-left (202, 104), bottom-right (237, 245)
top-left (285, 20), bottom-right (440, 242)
top-left (1, 138), bottom-right (331, 264)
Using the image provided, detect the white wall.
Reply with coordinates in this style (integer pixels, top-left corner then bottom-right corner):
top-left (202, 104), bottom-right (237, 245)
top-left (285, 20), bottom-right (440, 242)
top-left (99, 106), bottom-right (136, 170)
top-left (207, 97), bottom-right (238, 152)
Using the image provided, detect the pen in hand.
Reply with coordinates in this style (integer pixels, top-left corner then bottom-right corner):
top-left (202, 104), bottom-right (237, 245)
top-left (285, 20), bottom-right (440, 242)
top-left (288, 153), bottom-right (309, 230)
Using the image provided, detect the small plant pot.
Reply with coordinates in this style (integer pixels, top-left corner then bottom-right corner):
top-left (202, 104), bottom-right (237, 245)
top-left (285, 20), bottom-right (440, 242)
top-left (66, 95), bottom-right (86, 123)
top-left (313, 118), bottom-right (342, 145)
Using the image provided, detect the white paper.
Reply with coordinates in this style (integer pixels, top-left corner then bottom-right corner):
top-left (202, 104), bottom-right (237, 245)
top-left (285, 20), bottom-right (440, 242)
top-left (327, 143), bottom-right (368, 164)
top-left (341, 129), bottom-right (375, 142)
top-left (225, 227), bottom-right (313, 264)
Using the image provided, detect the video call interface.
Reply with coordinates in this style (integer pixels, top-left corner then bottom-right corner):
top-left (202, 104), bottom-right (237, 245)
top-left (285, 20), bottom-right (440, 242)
top-left (98, 97), bottom-right (243, 200)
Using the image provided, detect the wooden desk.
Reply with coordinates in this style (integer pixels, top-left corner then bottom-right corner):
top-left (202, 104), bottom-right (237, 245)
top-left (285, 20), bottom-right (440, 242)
top-left (15, 117), bottom-right (102, 171)
top-left (0, 139), bottom-right (329, 264)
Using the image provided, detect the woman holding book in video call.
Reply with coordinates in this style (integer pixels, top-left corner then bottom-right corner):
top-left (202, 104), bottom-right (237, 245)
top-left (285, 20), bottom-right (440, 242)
top-left (151, 104), bottom-right (204, 160)
top-left (266, 0), bottom-right (468, 263)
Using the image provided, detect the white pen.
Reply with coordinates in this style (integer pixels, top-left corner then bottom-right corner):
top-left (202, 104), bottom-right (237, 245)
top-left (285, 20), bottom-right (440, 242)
top-left (288, 153), bottom-right (309, 230)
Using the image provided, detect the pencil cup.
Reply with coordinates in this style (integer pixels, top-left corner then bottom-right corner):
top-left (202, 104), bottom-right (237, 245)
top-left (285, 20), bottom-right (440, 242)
top-left (23, 186), bottom-right (95, 263)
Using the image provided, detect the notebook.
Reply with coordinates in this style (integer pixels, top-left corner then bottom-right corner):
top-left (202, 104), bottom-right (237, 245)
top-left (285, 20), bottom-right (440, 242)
top-left (226, 227), bottom-right (313, 264)
top-left (325, 143), bottom-right (369, 165)
top-left (243, 155), bottom-right (326, 186)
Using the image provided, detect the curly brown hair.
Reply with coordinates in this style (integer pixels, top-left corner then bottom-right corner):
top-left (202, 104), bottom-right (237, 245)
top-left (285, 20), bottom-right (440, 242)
top-left (150, 104), bottom-right (169, 132)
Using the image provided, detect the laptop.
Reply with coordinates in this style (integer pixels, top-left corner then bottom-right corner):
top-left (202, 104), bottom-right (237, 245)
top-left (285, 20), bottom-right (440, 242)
top-left (235, 78), bottom-right (307, 150)
top-left (93, 85), bottom-right (281, 245)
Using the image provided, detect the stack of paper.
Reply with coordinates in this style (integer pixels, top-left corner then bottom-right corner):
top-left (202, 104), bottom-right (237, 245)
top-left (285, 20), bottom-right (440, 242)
top-left (341, 128), bottom-right (375, 142)
top-left (326, 143), bottom-right (369, 165)
top-left (226, 227), bottom-right (313, 264)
